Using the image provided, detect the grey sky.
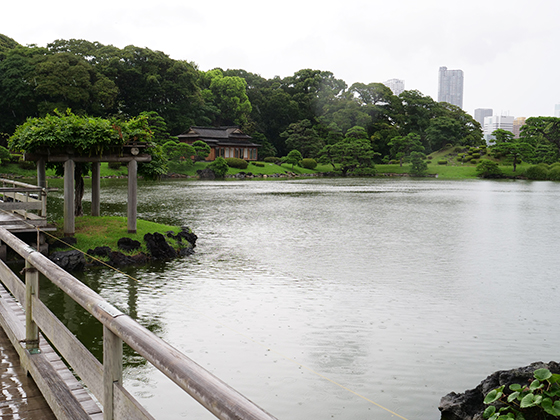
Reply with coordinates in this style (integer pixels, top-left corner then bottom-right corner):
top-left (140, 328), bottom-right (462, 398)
top-left (5, 0), bottom-right (559, 119)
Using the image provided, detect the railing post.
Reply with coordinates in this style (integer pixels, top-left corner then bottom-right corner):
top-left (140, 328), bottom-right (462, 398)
top-left (103, 325), bottom-right (123, 420)
top-left (25, 260), bottom-right (40, 354)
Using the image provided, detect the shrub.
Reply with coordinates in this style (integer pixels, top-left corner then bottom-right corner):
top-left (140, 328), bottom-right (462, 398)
top-left (225, 157), bottom-right (248, 169)
top-left (438, 160), bottom-right (447, 165)
top-left (300, 158), bottom-right (317, 169)
top-left (251, 162), bottom-right (265, 167)
top-left (476, 160), bottom-right (503, 178)
top-left (0, 146), bottom-right (11, 166)
top-left (108, 161), bottom-right (122, 169)
top-left (427, 155), bottom-right (433, 160)
top-left (548, 167), bottom-right (560, 181)
top-left (472, 153), bottom-right (481, 159)
top-left (18, 158), bottom-right (35, 170)
top-left (525, 164), bottom-right (549, 180)
top-left (208, 157), bottom-right (229, 178)
top-left (470, 159), bottom-right (478, 164)
top-left (454, 146), bottom-right (464, 153)
top-left (264, 156), bottom-right (280, 163)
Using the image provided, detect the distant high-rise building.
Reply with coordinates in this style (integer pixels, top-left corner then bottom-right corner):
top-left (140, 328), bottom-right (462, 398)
top-left (555, 104), bottom-right (560, 117)
top-left (483, 115), bottom-right (514, 143)
top-left (513, 117), bottom-right (526, 138)
top-left (383, 79), bottom-right (405, 96)
top-left (438, 66), bottom-right (464, 109)
top-left (474, 109), bottom-right (493, 127)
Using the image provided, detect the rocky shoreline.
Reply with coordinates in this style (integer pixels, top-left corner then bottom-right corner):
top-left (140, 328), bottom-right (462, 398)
top-left (49, 227), bottom-right (197, 271)
top-left (439, 361), bottom-right (560, 420)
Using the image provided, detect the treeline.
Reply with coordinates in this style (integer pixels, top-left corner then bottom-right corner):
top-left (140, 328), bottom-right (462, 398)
top-left (0, 33), bottom-right (508, 164)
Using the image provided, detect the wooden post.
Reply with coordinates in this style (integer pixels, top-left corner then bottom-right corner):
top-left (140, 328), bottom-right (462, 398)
top-left (25, 260), bottom-right (40, 355)
top-left (64, 159), bottom-right (75, 236)
top-left (37, 157), bottom-right (46, 188)
top-left (103, 326), bottom-right (122, 420)
top-left (91, 162), bottom-right (101, 217)
top-left (127, 160), bottom-right (137, 234)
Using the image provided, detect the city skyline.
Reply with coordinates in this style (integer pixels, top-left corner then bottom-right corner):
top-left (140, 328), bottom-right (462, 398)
top-left (438, 67), bottom-right (464, 109)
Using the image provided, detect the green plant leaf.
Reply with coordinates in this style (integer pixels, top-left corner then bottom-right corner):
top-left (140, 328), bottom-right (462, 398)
top-left (534, 368), bottom-right (552, 381)
top-left (510, 384), bottom-right (522, 392)
top-left (508, 392), bottom-right (520, 403)
top-left (484, 405), bottom-right (497, 419)
top-left (542, 398), bottom-right (560, 416)
top-left (520, 393), bottom-right (539, 408)
top-left (529, 379), bottom-right (543, 392)
top-left (550, 374), bottom-right (560, 384)
top-left (485, 387), bottom-right (505, 404)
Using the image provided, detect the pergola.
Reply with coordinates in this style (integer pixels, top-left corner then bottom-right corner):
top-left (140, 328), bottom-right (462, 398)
top-left (25, 143), bottom-right (151, 236)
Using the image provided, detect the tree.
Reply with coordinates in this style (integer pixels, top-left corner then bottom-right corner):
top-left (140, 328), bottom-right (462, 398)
top-left (521, 117), bottom-right (560, 153)
top-left (207, 156), bottom-right (229, 178)
top-left (409, 151), bottom-right (428, 177)
top-left (491, 129), bottom-right (532, 172)
top-left (388, 133), bottom-right (424, 167)
top-left (328, 126), bottom-right (379, 176)
top-left (285, 149), bottom-right (303, 169)
top-left (476, 160), bottom-right (503, 179)
top-left (192, 140), bottom-right (211, 161)
top-left (280, 119), bottom-right (324, 158)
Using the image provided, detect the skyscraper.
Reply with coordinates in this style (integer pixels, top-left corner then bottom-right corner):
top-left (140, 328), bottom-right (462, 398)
top-left (474, 109), bottom-right (493, 127)
top-left (438, 66), bottom-right (464, 109)
top-left (555, 104), bottom-right (560, 117)
top-left (383, 79), bottom-right (405, 96)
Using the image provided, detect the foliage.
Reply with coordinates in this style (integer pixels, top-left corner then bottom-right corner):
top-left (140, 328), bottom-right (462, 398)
top-left (264, 156), bottom-right (281, 163)
top-left (388, 133), bottom-right (424, 167)
top-left (0, 146), bottom-right (11, 165)
top-left (225, 157), bottom-right (248, 169)
top-left (483, 368), bottom-right (560, 420)
top-left (280, 119), bottom-right (324, 158)
top-left (525, 164), bottom-right (550, 180)
top-left (409, 151), bottom-right (428, 177)
top-left (326, 126), bottom-right (379, 175)
top-left (285, 149), bottom-right (303, 169)
top-left (491, 129), bottom-right (533, 172)
top-left (300, 158), bottom-right (318, 169)
top-left (207, 157), bottom-right (229, 178)
top-left (192, 140), bottom-right (211, 161)
top-left (476, 160), bottom-right (504, 179)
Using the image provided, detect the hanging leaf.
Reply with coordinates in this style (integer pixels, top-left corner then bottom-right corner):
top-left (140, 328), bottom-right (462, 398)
top-left (534, 368), bottom-right (552, 382)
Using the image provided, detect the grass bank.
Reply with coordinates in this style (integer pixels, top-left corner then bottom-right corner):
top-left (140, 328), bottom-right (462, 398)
top-left (51, 216), bottom-right (183, 254)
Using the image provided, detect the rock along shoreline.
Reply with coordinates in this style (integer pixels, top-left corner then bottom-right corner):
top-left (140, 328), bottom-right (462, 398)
top-left (49, 227), bottom-right (197, 272)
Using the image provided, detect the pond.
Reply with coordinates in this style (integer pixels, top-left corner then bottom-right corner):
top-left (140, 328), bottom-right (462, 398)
top-left (42, 177), bottom-right (560, 420)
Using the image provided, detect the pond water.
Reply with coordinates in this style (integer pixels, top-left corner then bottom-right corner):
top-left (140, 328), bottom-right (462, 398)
top-left (42, 177), bottom-right (560, 420)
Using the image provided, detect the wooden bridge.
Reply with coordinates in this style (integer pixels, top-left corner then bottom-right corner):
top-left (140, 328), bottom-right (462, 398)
top-left (0, 180), bottom-right (278, 420)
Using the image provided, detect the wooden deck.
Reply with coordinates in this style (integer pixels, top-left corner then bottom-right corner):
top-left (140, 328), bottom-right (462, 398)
top-left (0, 315), bottom-right (56, 420)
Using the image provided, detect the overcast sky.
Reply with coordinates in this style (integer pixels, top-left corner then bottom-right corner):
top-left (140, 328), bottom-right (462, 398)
top-left (4, 0), bottom-right (559, 119)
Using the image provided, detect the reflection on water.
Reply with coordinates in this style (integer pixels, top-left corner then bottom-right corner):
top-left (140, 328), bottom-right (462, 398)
top-left (44, 177), bottom-right (560, 419)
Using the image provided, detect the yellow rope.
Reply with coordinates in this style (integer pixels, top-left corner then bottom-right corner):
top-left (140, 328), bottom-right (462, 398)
top-left (7, 212), bottom-right (409, 420)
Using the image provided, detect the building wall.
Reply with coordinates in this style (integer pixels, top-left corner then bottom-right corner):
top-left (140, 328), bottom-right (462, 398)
top-left (483, 115), bottom-right (514, 143)
top-left (474, 108), bottom-right (493, 127)
top-left (438, 67), bottom-right (464, 109)
top-left (513, 117), bottom-right (526, 138)
top-left (555, 104), bottom-right (560, 117)
top-left (383, 79), bottom-right (405, 96)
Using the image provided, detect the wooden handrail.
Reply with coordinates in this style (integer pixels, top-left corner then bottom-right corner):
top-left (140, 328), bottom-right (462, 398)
top-left (0, 227), bottom-right (278, 420)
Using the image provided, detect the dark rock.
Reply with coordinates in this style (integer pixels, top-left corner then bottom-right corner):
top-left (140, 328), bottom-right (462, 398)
top-left (87, 246), bottom-right (112, 257)
top-left (109, 251), bottom-right (148, 267)
top-left (144, 232), bottom-right (177, 260)
top-left (51, 236), bottom-right (78, 249)
top-left (166, 227), bottom-right (197, 248)
top-left (439, 361), bottom-right (560, 420)
top-left (117, 237), bottom-right (141, 252)
top-left (197, 168), bottom-right (215, 179)
top-left (50, 250), bottom-right (86, 271)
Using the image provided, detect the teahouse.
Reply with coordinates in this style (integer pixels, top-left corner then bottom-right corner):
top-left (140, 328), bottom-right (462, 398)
top-left (177, 126), bottom-right (260, 161)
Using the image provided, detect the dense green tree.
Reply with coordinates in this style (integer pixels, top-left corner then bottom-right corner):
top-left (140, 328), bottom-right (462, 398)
top-left (409, 151), bottom-right (428, 177)
top-left (476, 160), bottom-right (503, 178)
top-left (285, 149), bottom-right (303, 169)
top-left (327, 126), bottom-right (378, 176)
top-left (207, 156), bottom-right (229, 178)
top-left (0, 34), bottom-right (20, 55)
top-left (491, 129), bottom-right (532, 172)
top-left (280, 119), bottom-right (324, 158)
top-left (388, 133), bottom-right (424, 167)
top-left (521, 117), bottom-right (560, 154)
top-left (192, 140), bottom-right (211, 161)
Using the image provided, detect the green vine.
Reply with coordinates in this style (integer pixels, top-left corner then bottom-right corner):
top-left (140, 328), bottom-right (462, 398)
top-left (484, 368), bottom-right (560, 420)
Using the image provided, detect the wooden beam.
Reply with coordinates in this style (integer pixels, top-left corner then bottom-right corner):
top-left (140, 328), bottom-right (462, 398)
top-left (127, 160), bottom-right (137, 234)
top-left (91, 162), bottom-right (101, 217)
top-left (63, 159), bottom-right (75, 236)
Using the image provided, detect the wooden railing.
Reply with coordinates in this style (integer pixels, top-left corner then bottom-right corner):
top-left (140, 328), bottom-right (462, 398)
top-left (0, 178), bottom-right (49, 220)
top-left (0, 227), bottom-right (278, 420)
